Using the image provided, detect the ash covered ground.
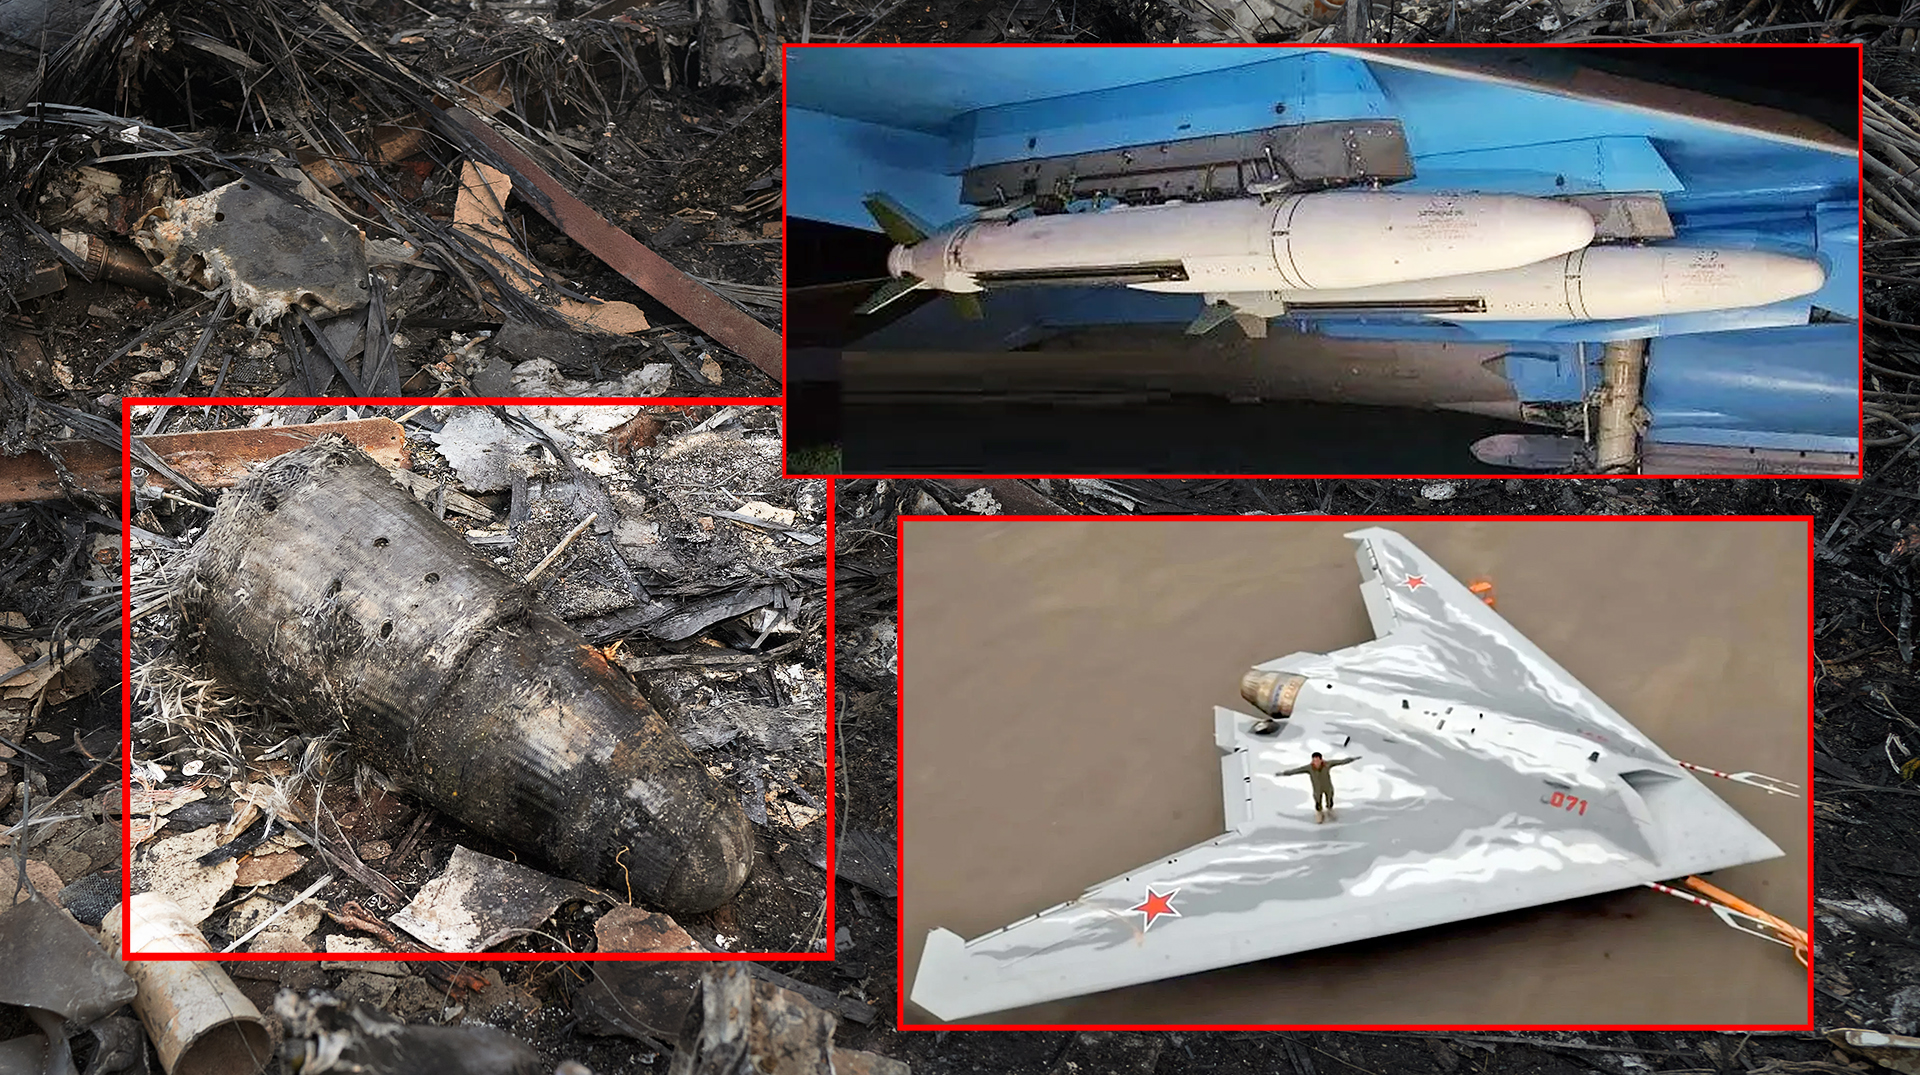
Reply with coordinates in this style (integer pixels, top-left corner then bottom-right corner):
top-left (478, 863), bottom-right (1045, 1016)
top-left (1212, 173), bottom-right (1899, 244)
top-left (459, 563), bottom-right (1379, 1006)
top-left (1, 2), bottom-right (1907, 1074)
top-left (1, 0), bottom-right (782, 399)
top-left (0, 472), bottom-right (1908, 1071)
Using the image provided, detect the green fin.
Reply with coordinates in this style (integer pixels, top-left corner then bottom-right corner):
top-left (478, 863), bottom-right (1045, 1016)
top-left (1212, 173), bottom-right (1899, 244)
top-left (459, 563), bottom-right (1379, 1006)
top-left (862, 192), bottom-right (932, 246)
top-left (853, 275), bottom-right (927, 316)
top-left (1185, 301), bottom-right (1239, 336)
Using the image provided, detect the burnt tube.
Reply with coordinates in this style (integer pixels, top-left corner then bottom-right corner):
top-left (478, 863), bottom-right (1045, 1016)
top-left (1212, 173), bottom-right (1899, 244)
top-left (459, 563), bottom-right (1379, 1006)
top-left (58, 230), bottom-right (174, 296)
top-left (1240, 670), bottom-right (1307, 717)
top-left (106, 894), bottom-right (271, 1075)
top-left (175, 437), bottom-right (753, 914)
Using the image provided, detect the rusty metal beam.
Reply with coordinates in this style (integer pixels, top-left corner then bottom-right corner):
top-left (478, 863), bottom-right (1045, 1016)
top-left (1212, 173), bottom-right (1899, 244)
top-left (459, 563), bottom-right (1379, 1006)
top-left (0, 418), bottom-right (409, 504)
top-left (437, 106), bottom-right (783, 384)
top-left (0, 439), bottom-right (117, 504)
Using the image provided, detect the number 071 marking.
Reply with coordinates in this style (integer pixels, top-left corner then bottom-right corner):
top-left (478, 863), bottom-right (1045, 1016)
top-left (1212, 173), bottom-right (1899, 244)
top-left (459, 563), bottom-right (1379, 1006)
top-left (1548, 790), bottom-right (1588, 815)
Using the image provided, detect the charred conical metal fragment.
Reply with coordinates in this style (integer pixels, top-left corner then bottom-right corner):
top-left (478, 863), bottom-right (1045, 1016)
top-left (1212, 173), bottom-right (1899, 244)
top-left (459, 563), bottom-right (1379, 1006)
top-left (175, 437), bottom-right (753, 915)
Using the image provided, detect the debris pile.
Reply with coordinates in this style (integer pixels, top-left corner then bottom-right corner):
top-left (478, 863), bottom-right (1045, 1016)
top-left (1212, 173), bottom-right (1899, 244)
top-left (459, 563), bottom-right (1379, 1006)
top-left (0, 911), bottom-right (904, 1075)
top-left (1866, 64), bottom-right (1920, 457)
top-left (2, 456), bottom-right (1914, 1073)
top-left (0, 0), bottom-right (781, 396)
top-left (127, 404), bottom-right (828, 958)
top-left (0, 883), bottom-right (139, 1075)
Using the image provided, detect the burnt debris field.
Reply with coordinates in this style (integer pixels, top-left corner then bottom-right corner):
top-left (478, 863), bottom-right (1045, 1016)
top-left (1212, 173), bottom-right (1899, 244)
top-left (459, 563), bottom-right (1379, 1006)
top-left (124, 403), bottom-right (828, 958)
top-left (0, 1), bottom-right (1912, 1074)
top-left (8, 470), bottom-right (1907, 1075)
top-left (1, 0), bottom-right (783, 400)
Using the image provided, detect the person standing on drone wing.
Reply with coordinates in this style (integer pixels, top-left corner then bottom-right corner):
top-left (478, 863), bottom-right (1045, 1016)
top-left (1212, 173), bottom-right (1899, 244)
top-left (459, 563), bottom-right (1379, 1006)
top-left (1279, 751), bottom-right (1360, 823)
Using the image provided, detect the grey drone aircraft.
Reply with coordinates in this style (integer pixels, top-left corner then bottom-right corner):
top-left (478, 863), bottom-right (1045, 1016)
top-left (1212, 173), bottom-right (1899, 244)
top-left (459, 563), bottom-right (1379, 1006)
top-left (909, 527), bottom-right (1796, 1022)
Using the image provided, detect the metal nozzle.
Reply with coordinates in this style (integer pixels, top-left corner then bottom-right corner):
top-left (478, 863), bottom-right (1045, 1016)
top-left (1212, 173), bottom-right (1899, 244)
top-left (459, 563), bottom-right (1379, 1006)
top-left (1241, 670), bottom-right (1307, 717)
top-left (59, 230), bottom-right (172, 295)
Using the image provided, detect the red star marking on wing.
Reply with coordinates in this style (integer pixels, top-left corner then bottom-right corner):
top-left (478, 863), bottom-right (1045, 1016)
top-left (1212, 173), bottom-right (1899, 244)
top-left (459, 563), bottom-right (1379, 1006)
top-left (1403, 574), bottom-right (1427, 590)
top-left (1131, 888), bottom-right (1181, 932)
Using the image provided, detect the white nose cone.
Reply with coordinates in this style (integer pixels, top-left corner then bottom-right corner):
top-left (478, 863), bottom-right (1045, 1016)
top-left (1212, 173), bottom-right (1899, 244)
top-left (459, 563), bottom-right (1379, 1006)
top-left (1576, 246), bottom-right (1827, 319)
top-left (1268, 244), bottom-right (1829, 321)
top-left (1497, 197), bottom-right (1599, 272)
top-left (1664, 247), bottom-right (1827, 309)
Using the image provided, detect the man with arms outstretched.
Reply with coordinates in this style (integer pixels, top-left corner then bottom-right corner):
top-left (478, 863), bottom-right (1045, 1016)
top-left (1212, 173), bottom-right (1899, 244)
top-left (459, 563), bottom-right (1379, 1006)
top-left (1279, 751), bottom-right (1359, 823)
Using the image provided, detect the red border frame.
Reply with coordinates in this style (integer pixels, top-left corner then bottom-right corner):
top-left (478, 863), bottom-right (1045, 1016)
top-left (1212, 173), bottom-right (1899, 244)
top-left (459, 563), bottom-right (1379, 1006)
top-left (892, 514), bottom-right (1817, 1031)
top-left (778, 42), bottom-right (1866, 481)
top-left (119, 396), bottom-right (835, 963)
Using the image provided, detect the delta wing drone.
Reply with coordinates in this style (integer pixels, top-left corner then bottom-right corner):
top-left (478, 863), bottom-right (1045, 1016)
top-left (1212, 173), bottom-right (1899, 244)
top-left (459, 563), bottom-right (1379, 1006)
top-left (910, 527), bottom-right (1793, 1022)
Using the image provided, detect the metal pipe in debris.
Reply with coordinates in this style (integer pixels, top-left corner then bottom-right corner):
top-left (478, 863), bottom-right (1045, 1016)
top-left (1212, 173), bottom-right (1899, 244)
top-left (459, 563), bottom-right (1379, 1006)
top-left (106, 894), bottom-right (271, 1075)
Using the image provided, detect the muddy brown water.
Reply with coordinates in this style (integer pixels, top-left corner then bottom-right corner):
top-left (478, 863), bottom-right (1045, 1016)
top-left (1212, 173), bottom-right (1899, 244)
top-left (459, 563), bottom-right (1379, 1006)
top-left (900, 518), bottom-right (1809, 1026)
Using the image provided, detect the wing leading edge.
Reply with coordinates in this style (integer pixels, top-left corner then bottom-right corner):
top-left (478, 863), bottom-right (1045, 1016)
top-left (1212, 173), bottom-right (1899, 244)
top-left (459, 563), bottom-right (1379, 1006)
top-left (909, 528), bottom-right (1784, 1022)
